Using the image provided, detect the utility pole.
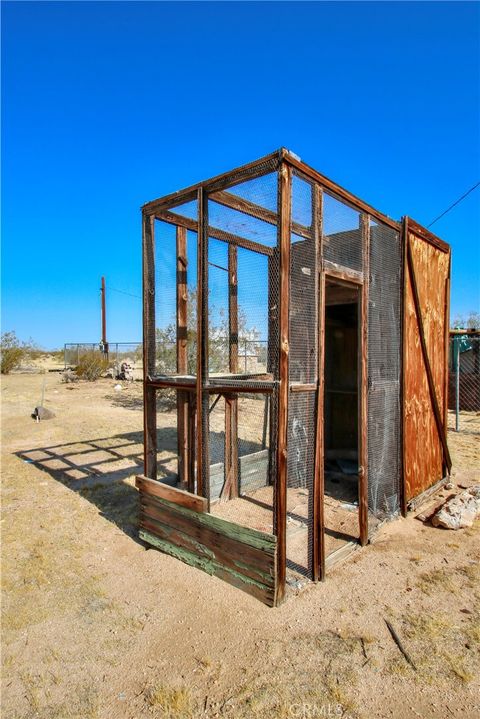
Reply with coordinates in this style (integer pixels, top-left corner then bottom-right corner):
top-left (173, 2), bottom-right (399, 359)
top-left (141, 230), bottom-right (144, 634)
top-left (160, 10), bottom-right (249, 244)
top-left (101, 276), bottom-right (109, 357)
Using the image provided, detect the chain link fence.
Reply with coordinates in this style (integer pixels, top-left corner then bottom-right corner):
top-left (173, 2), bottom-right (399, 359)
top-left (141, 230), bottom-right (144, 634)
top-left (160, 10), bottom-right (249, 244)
top-left (64, 338), bottom-right (266, 379)
top-left (64, 342), bottom-right (143, 379)
top-left (449, 335), bottom-right (480, 431)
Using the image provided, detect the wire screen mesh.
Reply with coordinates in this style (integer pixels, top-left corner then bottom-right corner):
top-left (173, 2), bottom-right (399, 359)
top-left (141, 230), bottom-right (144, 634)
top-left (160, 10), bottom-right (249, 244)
top-left (206, 172), bottom-right (279, 384)
top-left (323, 193), bottom-right (362, 272)
top-left (367, 220), bottom-right (402, 517)
top-left (449, 336), bottom-right (480, 430)
top-left (155, 388), bottom-right (182, 483)
top-left (154, 217), bottom-right (198, 377)
top-left (209, 392), bottom-right (274, 534)
top-left (290, 173), bottom-right (318, 383)
top-left (286, 391), bottom-right (316, 579)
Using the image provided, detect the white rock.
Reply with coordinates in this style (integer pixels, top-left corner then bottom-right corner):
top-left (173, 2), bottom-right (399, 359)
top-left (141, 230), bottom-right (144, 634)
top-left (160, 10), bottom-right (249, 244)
top-left (432, 485), bottom-right (480, 529)
top-left (114, 384), bottom-right (122, 391)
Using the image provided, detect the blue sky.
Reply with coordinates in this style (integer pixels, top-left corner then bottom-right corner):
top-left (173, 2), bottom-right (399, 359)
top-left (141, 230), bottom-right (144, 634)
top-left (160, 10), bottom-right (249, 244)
top-left (2, 1), bottom-right (479, 348)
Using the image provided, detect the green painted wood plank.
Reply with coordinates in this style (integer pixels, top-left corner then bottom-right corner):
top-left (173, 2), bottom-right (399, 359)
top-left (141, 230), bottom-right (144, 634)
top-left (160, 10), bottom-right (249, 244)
top-left (140, 500), bottom-right (275, 575)
top-left (138, 491), bottom-right (276, 550)
top-left (140, 529), bottom-right (276, 606)
top-left (140, 515), bottom-right (275, 587)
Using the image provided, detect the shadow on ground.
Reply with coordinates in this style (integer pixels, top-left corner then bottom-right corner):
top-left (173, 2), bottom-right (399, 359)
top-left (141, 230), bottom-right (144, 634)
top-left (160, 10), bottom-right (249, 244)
top-left (15, 426), bottom-right (266, 544)
top-left (17, 431), bottom-right (148, 543)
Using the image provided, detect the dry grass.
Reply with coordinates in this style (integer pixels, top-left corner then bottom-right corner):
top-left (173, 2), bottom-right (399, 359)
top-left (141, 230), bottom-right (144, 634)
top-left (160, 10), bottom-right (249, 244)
top-left (442, 652), bottom-right (475, 683)
top-left (145, 685), bottom-right (193, 717)
top-left (416, 568), bottom-right (457, 595)
top-left (403, 611), bottom-right (455, 641)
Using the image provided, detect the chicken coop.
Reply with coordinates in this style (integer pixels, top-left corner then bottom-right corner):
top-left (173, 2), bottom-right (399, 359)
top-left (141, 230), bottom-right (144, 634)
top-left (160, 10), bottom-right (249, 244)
top-left (136, 148), bottom-right (451, 606)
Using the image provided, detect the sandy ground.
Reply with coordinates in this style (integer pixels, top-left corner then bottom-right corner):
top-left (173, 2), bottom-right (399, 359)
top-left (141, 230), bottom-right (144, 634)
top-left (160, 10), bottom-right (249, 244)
top-left (1, 372), bottom-right (479, 719)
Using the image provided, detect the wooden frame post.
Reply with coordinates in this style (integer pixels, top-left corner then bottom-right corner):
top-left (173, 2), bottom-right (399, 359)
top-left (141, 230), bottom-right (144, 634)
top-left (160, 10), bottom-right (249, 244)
top-left (143, 213), bottom-right (157, 480)
top-left (176, 226), bottom-right (190, 489)
top-left (275, 162), bottom-right (292, 604)
top-left (197, 188), bottom-right (210, 504)
top-left (400, 216), bottom-right (408, 516)
top-left (313, 184), bottom-right (325, 582)
top-left (443, 251), bottom-right (451, 477)
top-left (358, 213), bottom-right (369, 546)
top-left (221, 245), bottom-right (239, 501)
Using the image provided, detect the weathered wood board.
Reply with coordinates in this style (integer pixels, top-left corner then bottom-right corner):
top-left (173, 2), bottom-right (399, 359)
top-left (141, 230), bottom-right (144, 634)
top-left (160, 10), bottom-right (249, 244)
top-left (136, 475), bottom-right (207, 513)
top-left (137, 478), bottom-right (277, 605)
top-left (403, 221), bottom-right (450, 502)
top-left (209, 449), bottom-right (269, 502)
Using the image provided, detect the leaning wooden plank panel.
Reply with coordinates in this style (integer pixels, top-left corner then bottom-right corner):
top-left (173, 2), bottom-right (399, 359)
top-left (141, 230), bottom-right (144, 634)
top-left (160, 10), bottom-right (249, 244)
top-left (136, 475), bottom-right (208, 513)
top-left (140, 499), bottom-right (275, 574)
top-left (138, 492), bottom-right (276, 550)
top-left (140, 528), bottom-right (276, 606)
top-left (140, 517), bottom-right (275, 588)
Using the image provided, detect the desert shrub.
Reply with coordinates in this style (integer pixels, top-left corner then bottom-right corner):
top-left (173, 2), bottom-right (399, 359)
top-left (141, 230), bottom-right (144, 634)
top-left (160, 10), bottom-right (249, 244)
top-left (0, 331), bottom-right (36, 374)
top-left (75, 351), bottom-right (109, 381)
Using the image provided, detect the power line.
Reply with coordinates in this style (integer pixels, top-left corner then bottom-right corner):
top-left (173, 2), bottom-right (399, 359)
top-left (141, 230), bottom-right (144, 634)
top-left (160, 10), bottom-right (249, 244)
top-left (428, 181), bottom-right (480, 228)
top-left (109, 286), bottom-right (142, 300)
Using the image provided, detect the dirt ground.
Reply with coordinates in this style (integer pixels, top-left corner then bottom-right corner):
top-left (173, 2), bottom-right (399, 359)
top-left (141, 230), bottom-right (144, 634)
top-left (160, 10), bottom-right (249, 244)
top-left (1, 372), bottom-right (479, 719)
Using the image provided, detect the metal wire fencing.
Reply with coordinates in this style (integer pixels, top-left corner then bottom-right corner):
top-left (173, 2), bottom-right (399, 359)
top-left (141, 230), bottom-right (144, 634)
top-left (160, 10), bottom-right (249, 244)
top-left (64, 342), bottom-right (143, 379)
top-left (449, 335), bottom-right (480, 431)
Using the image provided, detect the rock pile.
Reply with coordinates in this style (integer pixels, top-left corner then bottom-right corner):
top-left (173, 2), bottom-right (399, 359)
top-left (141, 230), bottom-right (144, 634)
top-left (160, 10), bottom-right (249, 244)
top-left (432, 485), bottom-right (480, 529)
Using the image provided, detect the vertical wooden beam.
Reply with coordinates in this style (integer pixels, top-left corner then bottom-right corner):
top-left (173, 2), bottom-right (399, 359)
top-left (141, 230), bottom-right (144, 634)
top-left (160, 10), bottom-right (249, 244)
top-left (312, 183), bottom-right (324, 582)
top-left (143, 212), bottom-right (157, 480)
top-left (443, 251), bottom-right (451, 475)
top-left (400, 216), bottom-right (408, 517)
top-left (316, 269), bottom-right (326, 581)
top-left (358, 213), bottom-right (369, 546)
top-left (222, 244), bottom-right (239, 501)
top-left (275, 162), bottom-right (292, 604)
top-left (197, 188), bottom-right (210, 505)
top-left (176, 226), bottom-right (189, 489)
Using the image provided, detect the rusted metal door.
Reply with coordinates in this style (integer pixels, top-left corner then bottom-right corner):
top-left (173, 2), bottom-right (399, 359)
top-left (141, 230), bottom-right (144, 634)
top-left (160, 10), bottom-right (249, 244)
top-left (402, 217), bottom-right (451, 508)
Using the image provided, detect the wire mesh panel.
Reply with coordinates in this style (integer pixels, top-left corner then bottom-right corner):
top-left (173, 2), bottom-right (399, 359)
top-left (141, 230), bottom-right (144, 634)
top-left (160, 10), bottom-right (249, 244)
top-left (368, 220), bottom-right (402, 516)
top-left (209, 392), bottom-right (274, 534)
top-left (154, 218), bottom-right (198, 376)
top-left (208, 393), bottom-right (226, 498)
top-left (449, 336), bottom-right (480, 430)
top-left (290, 173), bottom-right (318, 383)
top-left (155, 388), bottom-right (181, 481)
top-left (206, 172), bottom-right (280, 383)
top-left (323, 193), bottom-right (362, 272)
top-left (286, 391), bottom-right (316, 579)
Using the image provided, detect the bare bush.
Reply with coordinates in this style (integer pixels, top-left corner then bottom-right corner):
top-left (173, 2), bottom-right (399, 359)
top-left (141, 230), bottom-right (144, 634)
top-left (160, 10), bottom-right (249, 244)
top-left (75, 352), bottom-right (109, 381)
top-left (0, 331), bottom-right (37, 374)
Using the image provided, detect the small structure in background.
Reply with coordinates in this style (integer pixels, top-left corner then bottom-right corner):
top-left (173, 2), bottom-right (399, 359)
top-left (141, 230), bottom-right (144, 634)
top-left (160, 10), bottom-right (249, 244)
top-left (449, 330), bottom-right (480, 423)
top-left (138, 148), bottom-right (451, 605)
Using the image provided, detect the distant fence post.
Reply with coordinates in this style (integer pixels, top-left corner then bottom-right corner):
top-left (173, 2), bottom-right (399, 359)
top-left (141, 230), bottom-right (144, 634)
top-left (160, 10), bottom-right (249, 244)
top-left (455, 339), bottom-right (460, 432)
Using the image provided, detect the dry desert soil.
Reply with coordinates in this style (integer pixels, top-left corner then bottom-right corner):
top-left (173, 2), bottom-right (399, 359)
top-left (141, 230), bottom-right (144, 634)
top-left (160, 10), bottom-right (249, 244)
top-left (1, 371), bottom-right (479, 719)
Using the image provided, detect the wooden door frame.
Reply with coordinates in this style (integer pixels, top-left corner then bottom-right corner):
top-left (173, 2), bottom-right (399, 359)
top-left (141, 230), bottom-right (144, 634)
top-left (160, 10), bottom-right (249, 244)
top-left (316, 271), bottom-right (368, 580)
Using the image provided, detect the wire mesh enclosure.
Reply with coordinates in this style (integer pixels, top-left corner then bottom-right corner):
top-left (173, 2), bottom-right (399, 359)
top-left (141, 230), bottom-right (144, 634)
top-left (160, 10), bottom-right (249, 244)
top-left (138, 148), bottom-right (451, 605)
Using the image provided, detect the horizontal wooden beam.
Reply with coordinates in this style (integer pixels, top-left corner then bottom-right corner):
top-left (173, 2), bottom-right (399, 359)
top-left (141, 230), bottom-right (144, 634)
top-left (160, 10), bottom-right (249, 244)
top-left (290, 383), bottom-right (317, 393)
top-left (210, 190), bottom-right (312, 241)
top-left (155, 209), bottom-right (274, 257)
top-left (146, 376), bottom-right (275, 393)
top-left (405, 216), bottom-right (450, 254)
top-left (136, 475), bottom-right (207, 513)
top-left (323, 260), bottom-right (364, 285)
top-left (142, 150), bottom-right (281, 215)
